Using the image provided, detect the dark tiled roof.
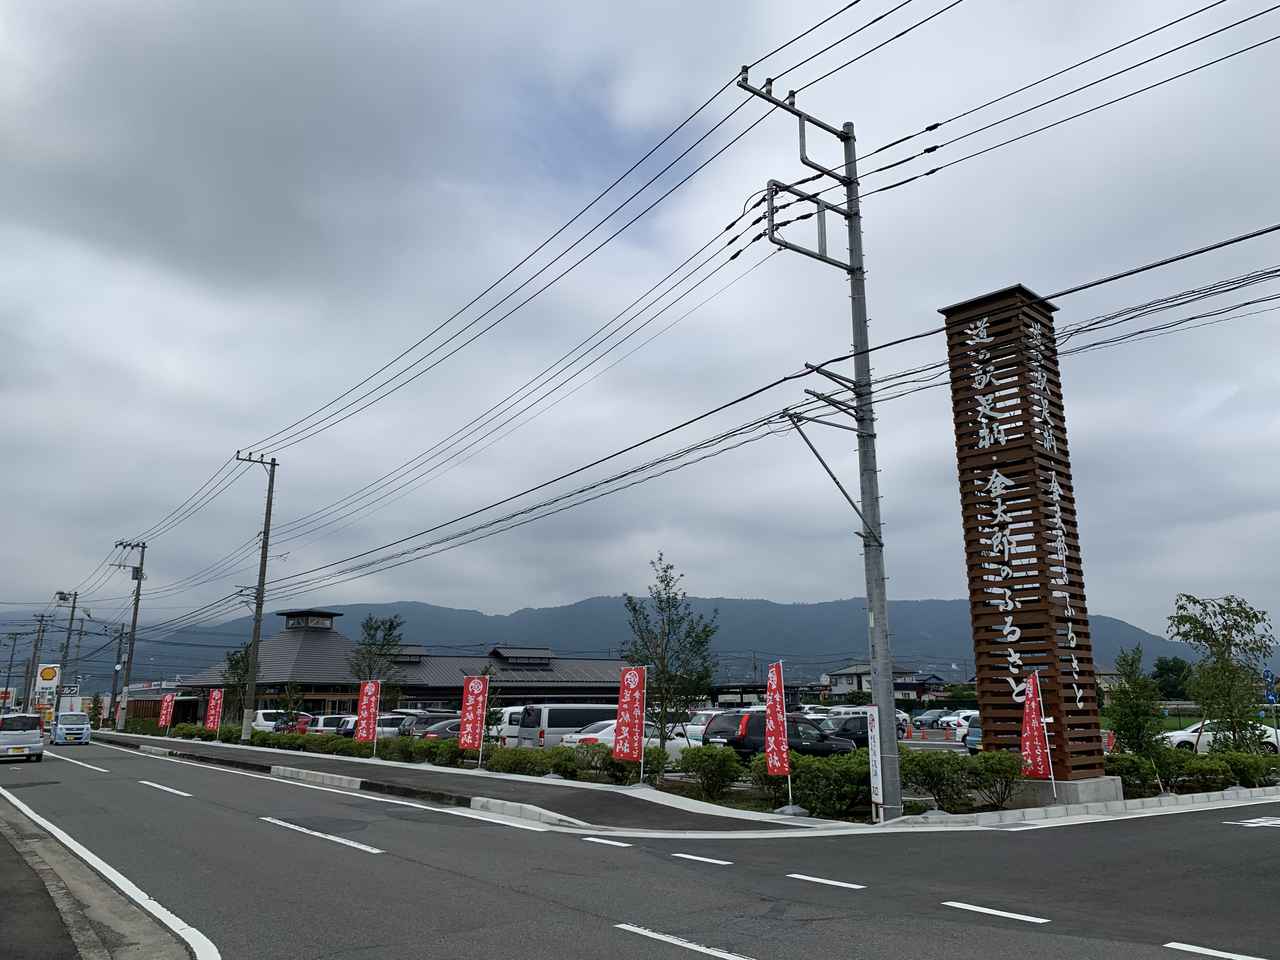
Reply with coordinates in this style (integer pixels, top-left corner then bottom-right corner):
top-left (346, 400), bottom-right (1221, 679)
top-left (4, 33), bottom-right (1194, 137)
top-left (492, 646), bottom-right (554, 660)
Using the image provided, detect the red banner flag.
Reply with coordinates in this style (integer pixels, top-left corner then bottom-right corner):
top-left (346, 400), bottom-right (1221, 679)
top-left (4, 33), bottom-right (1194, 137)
top-left (612, 666), bottom-right (646, 762)
top-left (458, 675), bottom-right (489, 751)
top-left (1020, 671), bottom-right (1052, 779)
top-left (204, 688), bottom-right (224, 731)
top-left (764, 661), bottom-right (790, 776)
top-left (355, 680), bottom-right (381, 742)
top-left (158, 692), bottom-right (176, 730)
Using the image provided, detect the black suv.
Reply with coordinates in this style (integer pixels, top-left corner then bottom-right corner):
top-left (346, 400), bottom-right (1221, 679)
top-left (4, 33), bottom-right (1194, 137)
top-left (818, 713), bottom-right (871, 748)
top-left (702, 710), bottom-right (856, 760)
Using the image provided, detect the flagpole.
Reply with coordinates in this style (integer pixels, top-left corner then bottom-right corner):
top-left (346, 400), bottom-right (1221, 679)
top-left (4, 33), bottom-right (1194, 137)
top-left (639, 666), bottom-right (648, 786)
top-left (1037, 670), bottom-right (1057, 801)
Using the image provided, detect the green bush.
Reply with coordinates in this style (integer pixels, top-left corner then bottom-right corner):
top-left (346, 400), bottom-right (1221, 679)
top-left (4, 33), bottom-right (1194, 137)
top-left (1104, 752), bottom-right (1160, 798)
top-left (483, 746), bottom-right (551, 776)
top-left (791, 750), bottom-right (871, 819)
top-left (170, 723), bottom-right (199, 739)
top-left (641, 746), bottom-right (668, 786)
top-left (374, 737), bottom-right (411, 762)
top-left (250, 730), bottom-right (273, 748)
top-left (218, 726), bottom-right (241, 744)
top-left (1218, 752), bottom-right (1274, 789)
top-left (574, 743), bottom-right (611, 777)
top-left (124, 718), bottom-right (161, 735)
top-left (303, 734), bottom-right (346, 754)
top-left (749, 753), bottom-right (794, 808)
top-left (194, 726), bottom-right (218, 741)
top-left (1178, 755), bottom-right (1234, 793)
top-left (544, 745), bottom-right (579, 780)
top-left (677, 746), bottom-right (743, 801)
top-left (1151, 745), bottom-right (1191, 785)
top-left (332, 739), bottom-right (374, 758)
top-left (901, 748), bottom-right (970, 813)
top-left (968, 750), bottom-right (1022, 810)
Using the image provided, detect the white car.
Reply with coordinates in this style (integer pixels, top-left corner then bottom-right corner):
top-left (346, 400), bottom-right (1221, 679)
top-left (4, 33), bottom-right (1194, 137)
top-left (252, 709), bottom-right (313, 733)
top-left (1161, 720), bottom-right (1279, 754)
top-left (938, 709), bottom-right (979, 730)
top-left (305, 714), bottom-right (348, 735)
top-left (559, 720), bottom-right (688, 759)
top-left (681, 709), bottom-right (722, 746)
top-left (489, 706), bottom-right (524, 747)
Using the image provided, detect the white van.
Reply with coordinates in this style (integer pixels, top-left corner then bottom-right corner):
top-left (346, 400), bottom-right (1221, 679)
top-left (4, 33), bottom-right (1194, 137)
top-left (490, 706), bottom-right (525, 747)
top-left (0, 713), bottom-right (44, 762)
top-left (516, 704), bottom-right (617, 748)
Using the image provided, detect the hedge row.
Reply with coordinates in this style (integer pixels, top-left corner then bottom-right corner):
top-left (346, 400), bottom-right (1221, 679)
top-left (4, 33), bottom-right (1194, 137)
top-left (1104, 747), bottom-right (1280, 797)
top-left (162, 725), bottom-right (667, 782)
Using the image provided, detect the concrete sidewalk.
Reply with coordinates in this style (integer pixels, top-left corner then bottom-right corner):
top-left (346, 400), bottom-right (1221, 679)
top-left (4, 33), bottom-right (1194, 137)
top-left (0, 823), bottom-right (80, 960)
top-left (95, 732), bottom-right (809, 831)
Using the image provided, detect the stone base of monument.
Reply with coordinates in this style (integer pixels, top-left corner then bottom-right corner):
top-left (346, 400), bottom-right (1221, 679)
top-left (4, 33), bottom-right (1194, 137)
top-left (1008, 775), bottom-right (1122, 809)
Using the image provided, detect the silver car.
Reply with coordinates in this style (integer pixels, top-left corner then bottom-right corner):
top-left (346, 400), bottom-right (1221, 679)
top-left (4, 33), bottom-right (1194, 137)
top-left (51, 711), bottom-right (91, 745)
top-left (0, 713), bottom-right (45, 762)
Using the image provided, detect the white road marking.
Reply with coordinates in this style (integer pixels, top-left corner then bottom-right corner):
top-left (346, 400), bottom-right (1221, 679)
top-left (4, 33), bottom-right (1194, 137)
top-left (615, 923), bottom-right (757, 959)
top-left (582, 837), bottom-right (632, 847)
top-left (1222, 817), bottom-right (1280, 828)
top-left (942, 901), bottom-right (1050, 924)
top-left (259, 816), bottom-right (384, 854)
top-left (0, 786), bottom-right (220, 959)
top-left (671, 853), bottom-right (733, 865)
top-left (44, 751), bottom-right (109, 773)
top-left (786, 873), bottom-right (865, 890)
top-left (137, 780), bottom-right (192, 798)
top-left (1165, 943), bottom-right (1268, 959)
top-left (93, 742), bottom-right (546, 832)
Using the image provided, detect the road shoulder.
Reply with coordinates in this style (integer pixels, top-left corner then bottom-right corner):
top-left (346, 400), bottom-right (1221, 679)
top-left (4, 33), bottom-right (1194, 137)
top-left (0, 790), bottom-right (188, 960)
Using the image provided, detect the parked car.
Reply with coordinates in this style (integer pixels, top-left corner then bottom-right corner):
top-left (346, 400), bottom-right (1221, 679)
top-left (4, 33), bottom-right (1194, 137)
top-left (702, 710), bottom-right (856, 761)
top-left (819, 712), bottom-right (871, 748)
top-left (516, 704), bottom-right (617, 748)
top-left (489, 706), bottom-right (525, 746)
top-left (336, 714), bottom-right (414, 739)
top-left (799, 704), bottom-right (830, 718)
top-left (0, 713), bottom-right (44, 762)
top-left (1161, 720), bottom-right (1280, 753)
top-left (252, 709), bottom-right (312, 733)
top-left (681, 709), bottom-right (722, 746)
top-left (912, 709), bottom-right (949, 729)
top-left (963, 716), bottom-right (983, 754)
top-left (417, 718), bottom-right (462, 740)
top-left (938, 709), bottom-right (979, 729)
top-left (51, 711), bottom-right (91, 745)
top-left (273, 714), bottom-right (313, 733)
top-left (305, 714), bottom-right (350, 736)
top-left (559, 720), bottom-right (688, 759)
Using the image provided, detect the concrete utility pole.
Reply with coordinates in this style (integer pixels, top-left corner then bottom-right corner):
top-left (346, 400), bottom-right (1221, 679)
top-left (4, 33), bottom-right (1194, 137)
top-left (55, 591), bottom-right (77, 714)
top-left (114, 541), bottom-right (147, 731)
top-left (4, 633), bottom-right (19, 711)
top-left (25, 614), bottom-right (49, 710)
top-left (236, 452), bottom-right (278, 743)
top-left (737, 68), bottom-right (902, 820)
top-left (107, 625), bottom-right (125, 729)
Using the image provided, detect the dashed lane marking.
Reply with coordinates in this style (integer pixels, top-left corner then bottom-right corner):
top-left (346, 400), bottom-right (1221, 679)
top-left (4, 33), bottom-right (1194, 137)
top-left (786, 873), bottom-right (865, 890)
top-left (615, 923), bottom-right (756, 959)
top-left (1164, 943), bottom-right (1268, 959)
top-left (582, 837), bottom-right (632, 847)
top-left (44, 752), bottom-right (109, 773)
top-left (942, 901), bottom-right (1050, 924)
top-left (137, 781), bottom-right (191, 798)
top-left (259, 817), bottom-right (384, 854)
top-left (671, 853), bottom-right (733, 866)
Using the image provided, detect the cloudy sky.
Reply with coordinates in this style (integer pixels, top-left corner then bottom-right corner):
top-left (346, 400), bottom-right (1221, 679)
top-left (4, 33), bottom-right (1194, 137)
top-left (4, 0), bottom-right (1278, 647)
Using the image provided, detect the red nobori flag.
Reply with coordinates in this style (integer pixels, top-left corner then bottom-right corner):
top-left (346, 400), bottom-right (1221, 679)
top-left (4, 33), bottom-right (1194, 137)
top-left (764, 661), bottom-right (790, 776)
top-left (158, 692), bottom-right (176, 729)
top-left (204, 688), bottom-right (224, 731)
top-left (458, 675), bottom-right (490, 751)
top-left (355, 680), bottom-right (381, 742)
top-left (612, 666), bottom-right (646, 762)
top-left (1020, 671), bottom-right (1052, 779)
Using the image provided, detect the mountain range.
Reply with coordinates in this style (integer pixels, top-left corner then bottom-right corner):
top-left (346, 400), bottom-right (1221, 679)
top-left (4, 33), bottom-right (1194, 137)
top-left (136, 596), bottom-right (1187, 687)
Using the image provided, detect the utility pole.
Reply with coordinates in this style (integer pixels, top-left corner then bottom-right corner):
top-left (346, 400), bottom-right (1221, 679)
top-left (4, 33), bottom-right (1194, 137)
top-left (55, 591), bottom-right (78, 714)
top-left (73, 618), bottom-right (84, 699)
top-left (738, 68), bottom-right (903, 820)
top-left (25, 614), bottom-right (49, 711)
top-left (236, 452), bottom-right (278, 743)
top-left (3, 633), bottom-right (19, 712)
top-left (114, 541), bottom-right (147, 731)
top-left (107, 625), bottom-right (125, 729)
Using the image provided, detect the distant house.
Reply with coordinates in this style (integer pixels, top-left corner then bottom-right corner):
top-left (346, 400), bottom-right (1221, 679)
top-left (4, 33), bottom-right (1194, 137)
top-left (823, 662), bottom-right (918, 697)
top-left (180, 608), bottom-right (627, 717)
top-left (892, 673), bottom-right (949, 702)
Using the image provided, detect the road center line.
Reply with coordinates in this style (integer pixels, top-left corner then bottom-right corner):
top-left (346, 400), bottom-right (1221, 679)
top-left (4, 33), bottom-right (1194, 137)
top-left (671, 853), bottom-right (733, 866)
top-left (582, 837), bottom-right (632, 847)
top-left (44, 752), bottom-right (109, 773)
top-left (1165, 943), bottom-right (1268, 959)
top-left (0, 786), bottom-right (220, 959)
top-left (942, 901), bottom-right (1050, 924)
top-left (615, 923), bottom-right (757, 959)
top-left (259, 816), bottom-right (384, 854)
top-left (787, 873), bottom-right (866, 890)
top-left (137, 780), bottom-right (192, 798)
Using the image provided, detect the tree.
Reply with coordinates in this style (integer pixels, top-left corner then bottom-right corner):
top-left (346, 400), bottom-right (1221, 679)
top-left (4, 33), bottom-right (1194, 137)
top-left (622, 553), bottom-right (717, 752)
top-left (1151, 656), bottom-right (1193, 701)
top-left (1108, 645), bottom-right (1164, 758)
top-left (221, 642), bottom-right (250, 723)
top-left (347, 614), bottom-right (405, 684)
top-left (89, 692), bottom-right (103, 729)
top-left (1169, 594), bottom-right (1275, 753)
top-left (281, 682), bottom-right (305, 726)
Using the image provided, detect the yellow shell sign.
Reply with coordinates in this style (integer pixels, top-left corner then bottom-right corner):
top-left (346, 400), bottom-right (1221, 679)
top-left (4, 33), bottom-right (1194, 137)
top-left (39, 666), bottom-right (59, 682)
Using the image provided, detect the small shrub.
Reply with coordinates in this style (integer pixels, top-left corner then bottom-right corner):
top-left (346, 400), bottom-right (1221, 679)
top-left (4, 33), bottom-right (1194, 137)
top-left (409, 739), bottom-right (435, 763)
top-left (1104, 752), bottom-right (1160, 798)
top-left (901, 748), bottom-right (970, 813)
top-left (195, 726), bottom-right (219, 741)
top-left (483, 746), bottom-right (551, 776)
top-left (218, 726), bottom-right (241, 744)
top-left (1151, 745), bottom-right (1191, 785)
top-left (303, 735), bottom-right (345, 754)
top-left (1177, 755), bottom-right (1234, 793)
top-left (432, 739), bottom-right (462, 768)
top-left (332, 739), bottom-right (374, 758)
top-left (749, 753), bottom-right (794, 808)
top-left (374, 737), bottom-right (410, 762)
top-left (124, 718), bottom-right (161, 735)
top-left (271, 733), bottom-right (308, 752)
top-left (968, 750), bottom-right (1022, 809)
top-left (544, 745), bottom-right (579, 780)
top-left (250, 730), bottom-right (273, 748)
top-left (1218, 752), bottom-right (1273, 789)
top-left (170, 723), bottom-right (199, 739)
top-left (677, 746), bottom-right (743, 801)
top-left (641, 746), bottom-right (668, 786)
top-left (574, 743), bottom-right (611, 777)
top-left (791, 750), bottom-right (871, 819)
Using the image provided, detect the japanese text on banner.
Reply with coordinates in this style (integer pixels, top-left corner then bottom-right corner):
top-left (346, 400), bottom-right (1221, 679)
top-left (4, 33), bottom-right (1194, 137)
top-left (1020, 672), bottom-right (1052, 779)
top-left (458, 675), bottom-right (489, 751)
top-left (204, 688), bottom-right (223, 731)
top-left (158, 692), bottom-right (175, 729)
top-left (612, 667), bottom-right (646, 762)
top-left (355, 680), bottom-right (381, 742)
top-left (764, 661), bottom-right (790, 776)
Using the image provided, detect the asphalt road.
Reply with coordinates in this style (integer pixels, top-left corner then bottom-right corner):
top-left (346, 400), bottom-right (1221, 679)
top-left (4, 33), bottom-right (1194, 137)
top-left (2, 741), bottom-right (1274, 960)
